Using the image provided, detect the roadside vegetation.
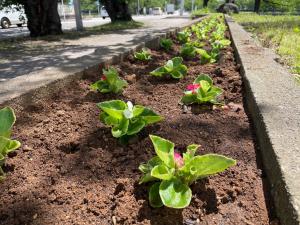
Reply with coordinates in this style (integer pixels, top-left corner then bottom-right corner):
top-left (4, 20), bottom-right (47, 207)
top-left (233, 13), bottom-right (300, 79)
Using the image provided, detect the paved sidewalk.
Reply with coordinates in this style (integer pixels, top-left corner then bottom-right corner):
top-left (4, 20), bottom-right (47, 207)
top-left (0, 16), bottom-right (194, 104)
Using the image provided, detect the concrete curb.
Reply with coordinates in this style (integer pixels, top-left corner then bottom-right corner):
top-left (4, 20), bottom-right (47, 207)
top-left (226, 16), bottom-right (300, 225)
top-left (0, 17), bottom-right (205, 107)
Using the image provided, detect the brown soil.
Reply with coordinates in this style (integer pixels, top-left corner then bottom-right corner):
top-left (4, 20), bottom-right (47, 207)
top-left (0, 31), bottom-right (278, 225)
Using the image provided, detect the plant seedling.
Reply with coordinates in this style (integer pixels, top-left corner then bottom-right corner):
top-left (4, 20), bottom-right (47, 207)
top-left (139, 135), bottom-right (236, 208)
top-left (197, 49), bottom-right (217, 64)
top-left (177, 30), bottom-right (191, 44)
top-left (0, 107), bottom-right (21, 181)
top-left (150, 57), bottom-right (187, 79)
top-left (97, 100), bottom-right (163, 141)
top-left (134, 48), bottom-right (152, 61)
top-left (180, 43), bottom-right (196, 58)
top-left (91, 67), bottom-right (128, 94)
top-left (181, 74), bottom-right (223, 105)
top-left (160, 38), bottom-right (173, 51)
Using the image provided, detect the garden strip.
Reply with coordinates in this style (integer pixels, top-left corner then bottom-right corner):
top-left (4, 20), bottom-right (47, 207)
top-left (226, 16), bottom-right (300, 225)
top-left (0, 16), bottom-right (278, 225)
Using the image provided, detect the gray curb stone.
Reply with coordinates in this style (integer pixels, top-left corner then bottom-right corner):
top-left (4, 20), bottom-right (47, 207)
top-left (0, 17), bottom-right (206, 107)
top-left (226, 16), bottom-right (300, 225)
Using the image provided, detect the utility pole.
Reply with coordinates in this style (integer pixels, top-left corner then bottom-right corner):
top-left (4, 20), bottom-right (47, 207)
top-left (73, 0), bottom-right (83, 31)
top-left (61, 0), bottom-right (66, 21)
top-left (180, 0), bottom-right (184, 16)
top-left (191, 0), bottom-right (194, 12)
top-left (137, 0), bottom-right (140, 15)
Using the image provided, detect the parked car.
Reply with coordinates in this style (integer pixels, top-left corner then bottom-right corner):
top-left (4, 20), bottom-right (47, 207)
top-left (0, 5), bottom-right (27, 29)
top-left (166, 4), bottom-right (175, 14)
top-left (100, 6), bottom-right (109, 19)
top-left (152, 7), bottom-right (163, 15)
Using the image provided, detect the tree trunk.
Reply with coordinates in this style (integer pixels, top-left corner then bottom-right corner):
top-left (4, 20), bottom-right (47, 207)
top-left (24, 0), bottom-right (63, 37)
top-left (203, 0), bottom-right (209, 8)
top-left (254, 0), bottom-right (261, 12)
top-left (101, 0), bottom-right (132, 22)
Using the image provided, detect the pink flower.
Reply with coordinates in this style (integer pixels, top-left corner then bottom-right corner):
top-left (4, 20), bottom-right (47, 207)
top-left (101, 75), bottom-right (107, 81)
top-left (174, 152), bottom-right (184, 168)
top-left (187, 84), bottom-right (201, 94)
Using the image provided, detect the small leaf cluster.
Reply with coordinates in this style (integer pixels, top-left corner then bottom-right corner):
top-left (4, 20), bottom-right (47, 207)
top-left (139, 135), bottom-right (236, 208)
top-left (150, 57), bottom-right (187, 79)
top-left (134, 48), bottom-right (152, 61)
top-left (0, 107), bottom-right (21, 181)
top-left (181, 74), bottom-right (223, 105)
top-left (160, 38), bottom-right (173, 51)
top-left (97, 100), bottom-right (163, 139)
top-left (177, 30), bottom-right (191, 44)
top-left (91, 67), bottom-right (127, 94)
top-left (180, 43), bottom-right (197, 58)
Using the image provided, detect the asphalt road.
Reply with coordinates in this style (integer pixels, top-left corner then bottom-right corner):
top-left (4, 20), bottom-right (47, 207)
top-left (0, 15), bottom-right (168, 39)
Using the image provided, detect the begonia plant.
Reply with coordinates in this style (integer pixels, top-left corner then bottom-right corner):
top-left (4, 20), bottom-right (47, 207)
top-left (0, 107), bottom-right (21, 181)
top-left (139, 135), bottom-right (236, 208)
top-left (181, 74), bottom-right (223, 105)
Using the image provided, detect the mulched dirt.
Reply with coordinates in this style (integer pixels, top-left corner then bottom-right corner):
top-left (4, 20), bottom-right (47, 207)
top-left (0, 28), bottom-right (279, 225)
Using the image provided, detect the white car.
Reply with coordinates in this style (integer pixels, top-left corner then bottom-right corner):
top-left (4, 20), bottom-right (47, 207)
top-left (100, 6), bottom-right (109, 19)
top-left (152, 7), bottom-right (163, 15)
top-left (0, 5), bottom-right (26, 29)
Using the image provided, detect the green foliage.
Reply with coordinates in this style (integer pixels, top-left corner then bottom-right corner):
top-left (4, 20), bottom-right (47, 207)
top-left (181, 74), bottom-right (223, 105)
top-left (177, 30), bottom-right (191, 44)
top-left (233, 13), bottom-right (300, 75)
top-left (91, 67), bottom-right (127, 94)
top-left (139, 135), bottom-right (236, 208)
top-left (0, 107), bottom-right (21, 181)
top-left (97, 100), bottom-right (163, 139)
top-left (197, 49), bottom-right (216, 64)
top-left (134, 48), bottom-right (152, 61)
top-left (160, 38), bottom-right (173, 51)
top-left (180, 43), bottom-right (196, 58)
top-left (150, 57), bottom-right (187, 79)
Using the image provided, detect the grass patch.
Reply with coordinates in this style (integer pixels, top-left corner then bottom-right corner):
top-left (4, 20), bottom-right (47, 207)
top-left (233, 13), bottom-right (300, 76)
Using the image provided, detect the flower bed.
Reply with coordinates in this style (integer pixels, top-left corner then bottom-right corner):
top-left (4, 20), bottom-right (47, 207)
top-left (0, 16), bottom-right (278, 224)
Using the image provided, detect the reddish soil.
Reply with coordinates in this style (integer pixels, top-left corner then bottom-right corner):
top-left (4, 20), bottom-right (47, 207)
top-left (0, 29), bottom-right (279, 225)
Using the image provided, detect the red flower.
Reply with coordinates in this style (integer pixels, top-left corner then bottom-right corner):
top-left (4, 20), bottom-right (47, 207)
top-left (101, 75), bottom-right (107, 81)
top-left (174, 152), bottom-right (184, 168)
top-left (187, 84), bottom-right (201, 94)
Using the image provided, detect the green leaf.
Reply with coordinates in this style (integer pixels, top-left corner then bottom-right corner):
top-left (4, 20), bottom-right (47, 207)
top-left (0, 107), bottom-right (16, 138)
top-left (97, 100), bottom-right (127, 120)
top-left (139, 156), bottom-right (162, 184)
top-left (183, 144), bottom-right (200, 163)
top-left (199, 80), bottom-right (211, 93)
top-left (172, 57), bottom-right (183, 68)
top-left (183, 154), bottom-right (236, 179)
top-left (112, 118), bottom-right (129, 138)
top-left (132, 105), bottom-right (145, 117)
top-left (149, 183), bottom-right (164, 208)
top-left (181, 94), bottom-right (197, 105)
top-left (0, 136), bottom-right (21, 156)
top-left (140, 108), bottom-right (163, 124)
top-left (151, 164), bottom-right (174, 180)
top-left (127, 119), bottom-right (145, 136)
top-left (159, 179), bottom-right (192, 208)
top-left (160, 38), bottom-right (173, 51)
top-left (150, 67), bottom-right (166, 76)
top-left (150, 135), bottom-right (175, 168)
top-left (194, 74), bottom-right (213, 86)
top-left (170, 70), bottom-right (184, 79)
